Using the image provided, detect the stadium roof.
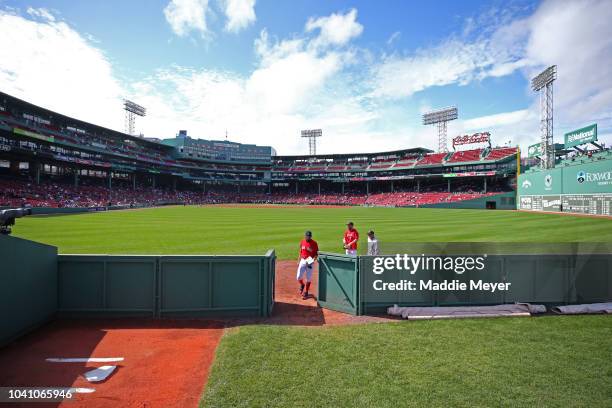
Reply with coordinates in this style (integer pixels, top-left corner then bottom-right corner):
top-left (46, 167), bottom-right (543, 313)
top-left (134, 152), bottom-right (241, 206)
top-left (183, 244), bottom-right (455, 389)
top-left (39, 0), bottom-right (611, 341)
top-left (0, 91), bottom-right (171, 150)
top-left (275, 147), bottom-right (432, 161)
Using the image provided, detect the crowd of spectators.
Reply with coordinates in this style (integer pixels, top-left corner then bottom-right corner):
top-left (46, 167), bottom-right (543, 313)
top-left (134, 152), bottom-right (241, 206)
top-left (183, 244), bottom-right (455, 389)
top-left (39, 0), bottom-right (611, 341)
top-left (0, 178), bottom-right (213, 208)
top-left (0, 177), bottom-right (508, 209)
top-left (565, 146), bottom-right (610, 163)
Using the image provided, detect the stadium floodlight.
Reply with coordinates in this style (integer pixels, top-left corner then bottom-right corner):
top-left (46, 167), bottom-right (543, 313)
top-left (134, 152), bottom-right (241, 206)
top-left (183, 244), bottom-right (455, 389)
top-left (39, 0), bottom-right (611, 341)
top-left (301, 129), bottom-right (323, 156)
top-left (531, 65), bottom-right (557, 91)
top-left (531, 65), bottom-right (557, 169)
top-left (123, 99), bottom-right (146, 136)
top-left (422, 106), bottom-right (458, 153)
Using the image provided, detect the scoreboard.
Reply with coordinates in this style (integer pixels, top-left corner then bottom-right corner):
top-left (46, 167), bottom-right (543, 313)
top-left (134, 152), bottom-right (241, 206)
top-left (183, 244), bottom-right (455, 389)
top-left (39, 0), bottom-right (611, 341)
top-left (519, 194), bottom-right (612, 216)
top-left (563, 194), bottom-right (611, 216)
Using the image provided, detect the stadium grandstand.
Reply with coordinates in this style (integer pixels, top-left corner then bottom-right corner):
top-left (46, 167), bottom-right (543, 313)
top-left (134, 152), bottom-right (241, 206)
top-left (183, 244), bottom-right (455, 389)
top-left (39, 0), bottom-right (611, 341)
top-left (0, 91), bottom-right (519, 210)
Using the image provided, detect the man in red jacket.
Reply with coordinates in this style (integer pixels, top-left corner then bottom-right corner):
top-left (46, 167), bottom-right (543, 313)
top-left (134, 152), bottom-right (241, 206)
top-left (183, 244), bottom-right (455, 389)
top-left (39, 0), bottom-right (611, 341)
top-left (343, 221), bottom-right (359, 256)
top-left (297, 230), bottom-right (318, 300)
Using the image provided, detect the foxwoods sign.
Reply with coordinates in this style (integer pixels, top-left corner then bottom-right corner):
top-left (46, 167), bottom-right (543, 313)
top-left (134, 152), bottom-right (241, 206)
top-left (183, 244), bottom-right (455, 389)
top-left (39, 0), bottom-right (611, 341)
top-left (576, 169), bottom-right (612, 186)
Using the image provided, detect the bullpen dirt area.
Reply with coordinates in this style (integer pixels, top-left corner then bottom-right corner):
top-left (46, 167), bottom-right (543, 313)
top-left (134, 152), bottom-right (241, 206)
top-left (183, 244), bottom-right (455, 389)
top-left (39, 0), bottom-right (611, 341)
top-left (0, 262), bottom-right (392, 408)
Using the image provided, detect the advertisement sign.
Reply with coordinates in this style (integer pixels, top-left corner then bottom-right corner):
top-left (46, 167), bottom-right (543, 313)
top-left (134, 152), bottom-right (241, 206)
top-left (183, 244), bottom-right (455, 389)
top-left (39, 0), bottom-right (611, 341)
top-left (527, 143), bottom-right (542, 157)
top-left (517, 167), bottom-right (563, 195)
top-left (564, 124), bottom-right (597, 148)
top-left (452, 132), bottom-right (490, 149)
top-left (443, 171), bottom-right (496, 178)
top-left (13, 128), bottom-right (54, 143)
top-left (562, 159), bottom-right (612, 194)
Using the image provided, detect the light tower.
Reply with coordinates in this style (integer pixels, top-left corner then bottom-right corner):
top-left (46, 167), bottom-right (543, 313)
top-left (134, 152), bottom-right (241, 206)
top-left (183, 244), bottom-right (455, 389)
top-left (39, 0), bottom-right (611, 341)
top-left (422, 106), bottom-right (458, 152)
top-left (123, 99), bottom-right (146, 136)
top-left (531, 65), bottom-right (557, 169)
top-left (301, 129), bottom-right (322, 156)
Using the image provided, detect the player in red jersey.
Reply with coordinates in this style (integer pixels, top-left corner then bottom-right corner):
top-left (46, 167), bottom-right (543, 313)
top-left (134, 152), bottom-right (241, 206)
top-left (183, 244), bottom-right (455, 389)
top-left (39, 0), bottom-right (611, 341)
top-left (297, 230), bottom-right (318, 300)
top-left (343, 221), bottom-right (359, 256)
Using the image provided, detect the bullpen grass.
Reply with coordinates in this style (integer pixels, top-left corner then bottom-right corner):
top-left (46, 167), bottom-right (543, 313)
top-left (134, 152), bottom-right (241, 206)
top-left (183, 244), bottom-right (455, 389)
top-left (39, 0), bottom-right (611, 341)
top-left (202, 316), bottom-right (612, 408)
top-left (11, 205), bottom-right (612, 259)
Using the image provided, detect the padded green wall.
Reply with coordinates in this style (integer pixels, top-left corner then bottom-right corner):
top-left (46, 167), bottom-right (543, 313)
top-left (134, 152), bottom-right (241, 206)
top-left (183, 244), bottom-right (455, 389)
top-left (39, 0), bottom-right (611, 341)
top-left (420, 192), bottom-right (516, 210)
top-left (318, 253), bottom-right (612, 315)
top-left (0, 235), bottom-right (57, 347)
top-left (57, 252), bottom-right (276, 318)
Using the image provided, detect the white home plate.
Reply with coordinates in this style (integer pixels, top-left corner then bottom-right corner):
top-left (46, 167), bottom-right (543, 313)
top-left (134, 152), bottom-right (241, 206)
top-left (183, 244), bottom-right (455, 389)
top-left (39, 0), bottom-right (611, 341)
top-left (84, 365), bottom-right (117, 382)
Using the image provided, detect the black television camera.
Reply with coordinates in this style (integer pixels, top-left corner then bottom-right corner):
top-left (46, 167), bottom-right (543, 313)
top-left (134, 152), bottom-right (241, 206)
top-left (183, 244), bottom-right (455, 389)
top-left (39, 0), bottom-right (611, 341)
top-left (0, 208), bottom-right (32, 235)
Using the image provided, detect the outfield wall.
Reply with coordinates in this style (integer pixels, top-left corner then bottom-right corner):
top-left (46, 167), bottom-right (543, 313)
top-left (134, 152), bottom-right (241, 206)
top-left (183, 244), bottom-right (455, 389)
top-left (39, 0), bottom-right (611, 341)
top-left (0, 206), bottom-right (104, 215)
top-left (518, 158), bottom-right (612, 215)
top-left (420, 192), bottom-right (516, 210)
top-left (0, 203), bottom-right (181, 216)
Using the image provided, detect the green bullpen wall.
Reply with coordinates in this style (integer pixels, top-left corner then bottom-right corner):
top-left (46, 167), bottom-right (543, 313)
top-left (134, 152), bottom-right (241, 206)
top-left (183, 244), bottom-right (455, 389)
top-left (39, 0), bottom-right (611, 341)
top-left (1, 235), bottom-right (275, 347)
top-left (420, 192), bottom-right (516, 210)
top-left (58, 252), bottom-right (276, 318)
top-left (518, 158), bottom-right (612, 215)
top-left (0, 235), bottom-right (58, 347)
top-left (318, 252), bottom-right (612, 316)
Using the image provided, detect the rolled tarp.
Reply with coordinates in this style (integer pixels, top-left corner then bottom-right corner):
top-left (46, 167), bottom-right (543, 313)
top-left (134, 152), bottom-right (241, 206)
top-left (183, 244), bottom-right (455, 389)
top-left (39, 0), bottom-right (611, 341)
top-left (551, 303), bottom-right (612, 315)
top-left (387, 303), bottom-right (546, 320)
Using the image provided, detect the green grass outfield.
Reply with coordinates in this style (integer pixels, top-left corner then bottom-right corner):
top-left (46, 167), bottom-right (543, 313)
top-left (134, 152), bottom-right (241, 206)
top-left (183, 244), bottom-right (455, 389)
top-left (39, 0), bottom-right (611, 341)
top-left (202, 316), bottom-right (612, 408)
top-left (11, 205), bottom-right (612, 259)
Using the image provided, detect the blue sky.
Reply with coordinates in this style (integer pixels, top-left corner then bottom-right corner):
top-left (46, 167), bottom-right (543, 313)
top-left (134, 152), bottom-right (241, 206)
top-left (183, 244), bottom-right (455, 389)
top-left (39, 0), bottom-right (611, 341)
top-left (0, 0), bottom-right (610, 154)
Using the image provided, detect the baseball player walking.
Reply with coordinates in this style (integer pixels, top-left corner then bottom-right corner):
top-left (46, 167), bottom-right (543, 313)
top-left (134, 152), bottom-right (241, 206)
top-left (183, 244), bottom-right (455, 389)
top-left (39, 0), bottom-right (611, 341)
top-left (343, 221), bottom-right (359, 256)
top-left (367, 230), bottom-right (379, 255)
top-left (297, 230), bottom-right (319, 300)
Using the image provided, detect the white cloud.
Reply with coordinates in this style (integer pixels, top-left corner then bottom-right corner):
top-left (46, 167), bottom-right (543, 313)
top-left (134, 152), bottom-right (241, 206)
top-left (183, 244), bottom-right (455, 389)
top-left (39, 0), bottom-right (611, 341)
top-left (130, 23), bottom-right (366, 153)
top-left (26, 7), bottom-right (55, 22)
top-left (369, 18), bottom-right (532, 100)
top-left (163, 0), bottom-right (209, 37)
top-left (371, 40), bottom-right (496, 99)
top-left (368, 0), bottom-right (612, 149)
top-left (459, 108), bottom-right (539, 150)
top-left (387, 31), bottom-right (400, 46)
top-left (248, 30), bottom-right (347, 115)
top-left (2, 2), bottom-right (611, 156)
top-left (0, 8), bottom-right (124, 130)
top-left (525, 0), bottom-right (612, 127)
top-left (369, 5), bottom-right (534, 100)
top-left (463, 109), bottom-right (531, 130)
top-left (0, 7), bottom-right (374, 154)
top-left (306, 8), bottom-right (363, 48)
top-left (222, 0), bottom-right (256, 33)
top-left (466, 0), bottom-right (612, 150)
